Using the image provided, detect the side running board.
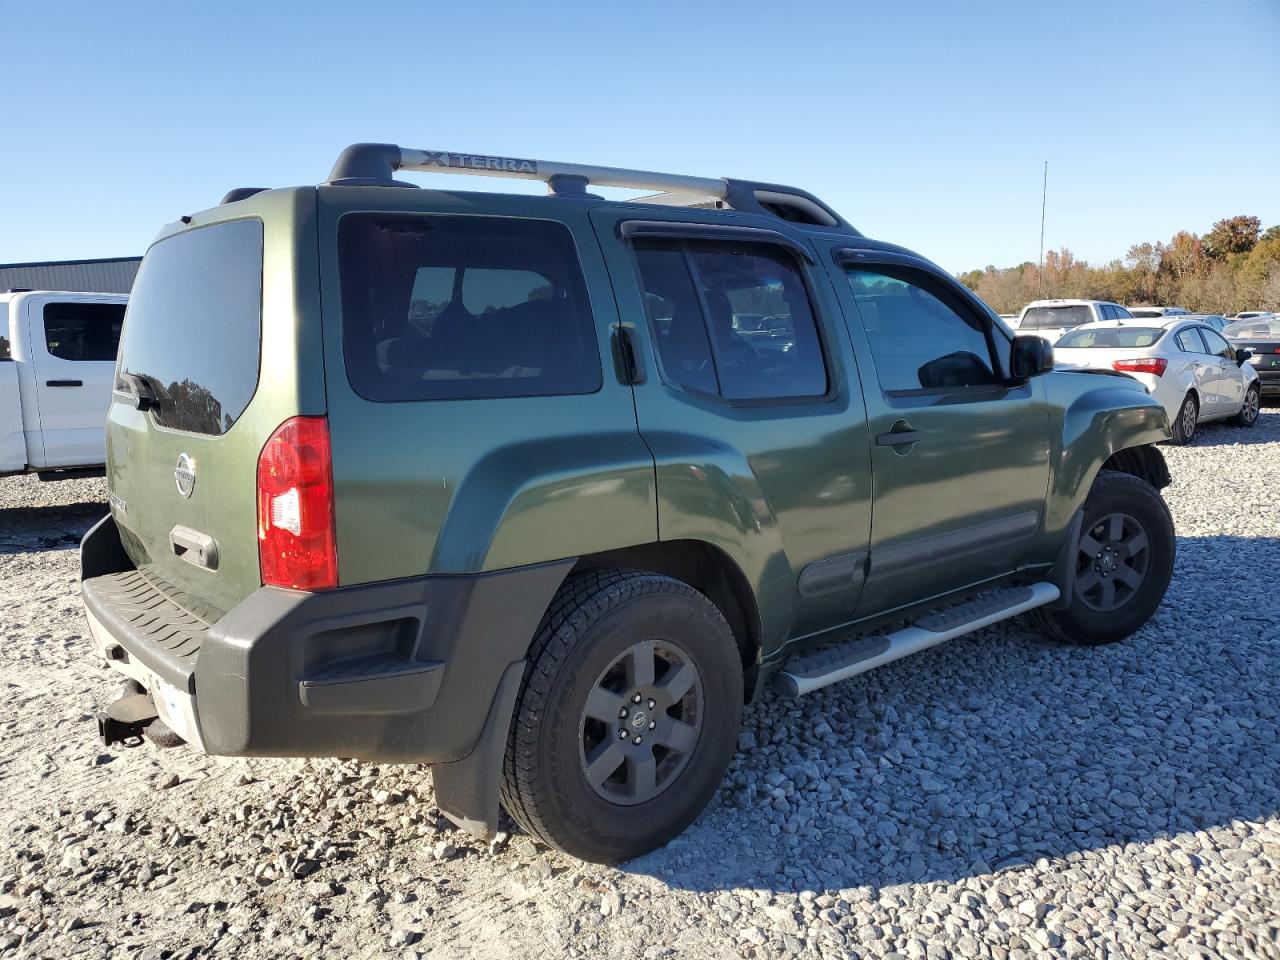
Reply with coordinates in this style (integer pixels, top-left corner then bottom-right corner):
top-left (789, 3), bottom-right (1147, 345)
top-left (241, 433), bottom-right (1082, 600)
top-left (776, 582), bottom-right (1060, 698)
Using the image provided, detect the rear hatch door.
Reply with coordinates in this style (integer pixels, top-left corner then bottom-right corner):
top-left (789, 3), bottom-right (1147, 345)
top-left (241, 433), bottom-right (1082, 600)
top-left (106, 217), bottom-right (270, 622)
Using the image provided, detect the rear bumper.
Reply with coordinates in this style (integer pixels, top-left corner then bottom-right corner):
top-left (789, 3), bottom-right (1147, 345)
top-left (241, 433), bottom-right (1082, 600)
top-left (1255, 370), bottom-right (1280, 395)
top-left (80, 514), bottom-right (571, 764)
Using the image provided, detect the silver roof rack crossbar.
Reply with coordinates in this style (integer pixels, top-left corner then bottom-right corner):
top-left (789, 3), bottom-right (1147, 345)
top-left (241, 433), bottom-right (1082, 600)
top-left (325, 143), bottom-right (850, 231)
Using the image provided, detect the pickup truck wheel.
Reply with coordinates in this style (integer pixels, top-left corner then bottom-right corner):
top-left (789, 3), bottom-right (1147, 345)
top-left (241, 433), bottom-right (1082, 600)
top-left (500, 569), bottom-right (743, 864)
top-left (1169, 393), bottom-right (1198, 444)
top-left (1034, 471), bottom-right (1174, 645)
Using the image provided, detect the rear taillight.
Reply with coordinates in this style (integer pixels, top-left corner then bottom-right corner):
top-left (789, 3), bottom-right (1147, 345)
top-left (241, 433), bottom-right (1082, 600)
top-left (1113, 357), bottom-right (1168, 377)
top-left (257, 416), bottom-right (337, 590)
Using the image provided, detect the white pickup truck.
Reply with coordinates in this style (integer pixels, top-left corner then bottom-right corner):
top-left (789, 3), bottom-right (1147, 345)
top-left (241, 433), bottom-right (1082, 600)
top-left (1, 290), bottom-right (127, 478)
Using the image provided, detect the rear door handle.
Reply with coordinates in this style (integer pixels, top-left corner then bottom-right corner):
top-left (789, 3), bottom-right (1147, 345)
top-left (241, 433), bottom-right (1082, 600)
top-left (46, 379), bottom-right (83, 387)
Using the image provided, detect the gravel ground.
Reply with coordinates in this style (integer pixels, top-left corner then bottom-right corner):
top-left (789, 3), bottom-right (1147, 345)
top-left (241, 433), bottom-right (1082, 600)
top-left (1, 412), bottom-right (1278, 960)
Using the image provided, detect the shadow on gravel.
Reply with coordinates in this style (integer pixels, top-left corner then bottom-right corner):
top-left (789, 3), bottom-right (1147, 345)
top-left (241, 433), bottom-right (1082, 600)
top-left (1184, 427), bottom-right (1277, 447)
top-left (624, 533), bottom-right (1280, 896)
top-left (1185, 407), bottom-right (1280, 447)
top-left (0, 501), bottom-right (105, 554)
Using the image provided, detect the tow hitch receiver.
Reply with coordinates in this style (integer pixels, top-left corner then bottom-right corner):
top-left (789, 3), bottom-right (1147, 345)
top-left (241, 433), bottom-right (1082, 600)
top-left (96, 692), bottom-right (160, 747)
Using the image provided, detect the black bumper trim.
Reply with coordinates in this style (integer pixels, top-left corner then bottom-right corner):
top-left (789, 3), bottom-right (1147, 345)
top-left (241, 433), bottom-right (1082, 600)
top-left (82, 513), bottom-right (575, 765)
top-left (298, 658), bottom-right (445, 715)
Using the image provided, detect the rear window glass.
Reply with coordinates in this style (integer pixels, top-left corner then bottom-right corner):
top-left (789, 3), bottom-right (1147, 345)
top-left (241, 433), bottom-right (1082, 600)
top-left (44, 302), bottom-right (125, 361)
top-left (338, 214), bottom-right (601, 402)
top-left (1056, 327), bottom-right (1165, 348)
top-left (1225, 320), bottom-right (1280, 339)
top-left (1019, 305), bottom-right (1092, 330)
top-left (116, 219), bottom-right (263, 436)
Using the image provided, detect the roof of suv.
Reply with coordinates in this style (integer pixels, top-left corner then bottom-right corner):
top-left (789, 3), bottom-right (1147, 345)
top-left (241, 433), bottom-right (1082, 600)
top-left (214, 142), bottom-right (863, 237)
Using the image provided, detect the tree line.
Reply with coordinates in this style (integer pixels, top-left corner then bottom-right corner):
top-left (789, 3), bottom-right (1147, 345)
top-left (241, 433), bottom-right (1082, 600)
top-left (958, 216), bottom-right (1280, 316)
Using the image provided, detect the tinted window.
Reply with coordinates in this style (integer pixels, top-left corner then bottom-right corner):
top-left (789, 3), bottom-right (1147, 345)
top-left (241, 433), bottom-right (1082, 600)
top-left (339, 214), bottom-right (600, 402)
top-left (1057, 327), bottom-right (1164, 348)
top-left (1020, 305), bottom-right (1092, 330)
top-left (633, 239), bottom-right (827, 400)
top-left (846, 268), bottom-right (999, 393)
top-left (1128, 309), bottom-right (1162, 319)
top-left (1200, 328), bottom-right (1234, 359)
top-left (632, 245), bottom-right (719, 396)
top-left (117, 219), bottom-right (263, 436)
top-left (1114, 306), bottom-right (1134, 319)
top-left (43, 302), bottom-right (125, 361)
top-left (1175, 329), bottom-right (1207, 353)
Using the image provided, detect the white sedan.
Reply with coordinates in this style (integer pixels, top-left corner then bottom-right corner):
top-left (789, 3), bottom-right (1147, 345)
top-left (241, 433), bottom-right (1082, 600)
top-left (1054, 318), bottom-right (1262, 443)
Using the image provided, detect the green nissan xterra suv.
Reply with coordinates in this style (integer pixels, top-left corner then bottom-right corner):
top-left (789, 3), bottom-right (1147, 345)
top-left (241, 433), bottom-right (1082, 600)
top-left (81, 143), bottom-right (1175, 864)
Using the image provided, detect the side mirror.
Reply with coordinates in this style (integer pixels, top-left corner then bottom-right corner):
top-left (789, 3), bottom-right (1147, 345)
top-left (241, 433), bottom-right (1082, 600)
top-left (1235, 348), bottom-right (1252, 366)
top-left (1010, 335), bottom-right (1054, 380)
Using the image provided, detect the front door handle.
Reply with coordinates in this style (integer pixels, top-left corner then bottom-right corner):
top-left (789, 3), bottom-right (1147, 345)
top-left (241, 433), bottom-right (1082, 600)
top-left (876, 424), bottom-right (921, 447)
top-left (46, 379), bottom-right (83, 387)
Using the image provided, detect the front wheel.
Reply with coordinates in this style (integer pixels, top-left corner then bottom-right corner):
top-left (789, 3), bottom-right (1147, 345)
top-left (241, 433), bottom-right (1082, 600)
top-left (1230, 383), bottom-right (1261, 427)
top-left (501, 570), bottom-right (743, 863)
top-left (1034, 471), bottom-right (1175, 645)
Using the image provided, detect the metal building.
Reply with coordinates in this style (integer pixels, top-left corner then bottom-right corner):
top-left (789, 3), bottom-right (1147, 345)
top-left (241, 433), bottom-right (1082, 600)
top-left (0, 257), bottom-right (141, 294)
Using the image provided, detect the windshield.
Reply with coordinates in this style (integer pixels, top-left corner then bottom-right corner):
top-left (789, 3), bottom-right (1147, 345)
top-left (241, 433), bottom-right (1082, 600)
top-left (1225, 319), bottom-right (1280, 340)
top-left (1057, 327), bottom-right (1165, 348)
top-left (1127, 309), bottom-right (1162, 318)
top-left (1019, 305), bottom-right (1091, 330)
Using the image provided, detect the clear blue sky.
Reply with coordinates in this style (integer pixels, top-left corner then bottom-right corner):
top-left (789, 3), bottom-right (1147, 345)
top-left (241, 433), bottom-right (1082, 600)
top-left (4, 0), bottom-right (1277, 273)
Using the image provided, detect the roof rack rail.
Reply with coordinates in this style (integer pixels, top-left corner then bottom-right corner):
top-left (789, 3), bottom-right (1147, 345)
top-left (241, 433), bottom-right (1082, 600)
top-left (221, 187), bottom-right (269, 205)
top-left (325, 143), bottom-right (851, 230)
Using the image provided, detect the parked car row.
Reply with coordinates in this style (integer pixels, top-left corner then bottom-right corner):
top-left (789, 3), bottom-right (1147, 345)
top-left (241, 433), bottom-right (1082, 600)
top-left (999, 299), bottom-right (1267, 442)
top-left (1053, 316), bottom-right (1261, 443)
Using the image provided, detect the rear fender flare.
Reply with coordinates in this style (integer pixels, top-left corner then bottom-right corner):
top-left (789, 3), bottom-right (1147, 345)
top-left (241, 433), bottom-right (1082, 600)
top-left (643, 433), bottom-right (796, 659)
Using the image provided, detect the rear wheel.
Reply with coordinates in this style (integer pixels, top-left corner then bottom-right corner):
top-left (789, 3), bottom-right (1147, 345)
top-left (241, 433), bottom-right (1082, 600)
top-left (1034, 471), bottom-right (1174, 645)
top-left (1169, 393), bottom-right (1198, 444)
top-left (501, 570), bottom-right (743, 864)
top-left (1230, 383), bottom-right (1261, 427)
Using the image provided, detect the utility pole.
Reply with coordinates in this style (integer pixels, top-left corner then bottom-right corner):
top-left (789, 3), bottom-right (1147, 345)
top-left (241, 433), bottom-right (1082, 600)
top-left (1038, 160), bottom-right (1048, 298)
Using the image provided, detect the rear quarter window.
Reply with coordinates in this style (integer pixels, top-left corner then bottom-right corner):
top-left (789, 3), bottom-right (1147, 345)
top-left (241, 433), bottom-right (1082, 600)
top-left (116, 219), bottom-right (263, 436)
top-left (43, 302), bottom-right (125, 361)
top-left (338, 214), bottom-right (601, 402)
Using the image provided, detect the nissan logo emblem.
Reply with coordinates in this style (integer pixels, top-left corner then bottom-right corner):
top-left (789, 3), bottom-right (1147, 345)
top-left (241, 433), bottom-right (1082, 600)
top-left (174, 453), bottom-right (196, 498)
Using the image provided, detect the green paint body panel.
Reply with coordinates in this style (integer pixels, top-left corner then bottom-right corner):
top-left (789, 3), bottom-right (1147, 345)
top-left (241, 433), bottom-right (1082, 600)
top-left (103, 183), bottom-right (1172, 674)
top-left (314, 188), bottom-right (658, 584)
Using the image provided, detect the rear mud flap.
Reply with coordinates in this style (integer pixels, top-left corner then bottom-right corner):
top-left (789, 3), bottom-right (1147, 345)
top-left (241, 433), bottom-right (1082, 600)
top-left (430, 660), bottom-right (525, 839)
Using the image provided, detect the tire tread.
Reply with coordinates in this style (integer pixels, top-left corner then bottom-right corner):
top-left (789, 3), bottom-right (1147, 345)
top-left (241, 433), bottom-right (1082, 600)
top-left (1033, 470), bottom-right (1174, 646)
top-left (499, 569), bottom-right (732, 856)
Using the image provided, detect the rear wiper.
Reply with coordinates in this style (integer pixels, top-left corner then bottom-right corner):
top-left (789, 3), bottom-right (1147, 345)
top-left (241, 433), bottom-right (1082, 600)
top-left (117, 371), bottom-right (159, 412)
